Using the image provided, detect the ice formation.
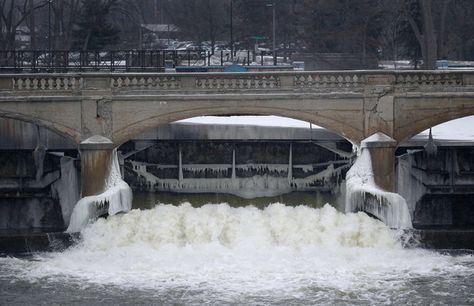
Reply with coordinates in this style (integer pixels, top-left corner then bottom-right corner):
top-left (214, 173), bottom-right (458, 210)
top-left (67, 150), bottom-right (132, 232)
top-left (396, 151), bottom-right (427, 216)
top-left (33, 144), bottom-right (47, 181)
top-left (51, 156), bottom-right (80, 226)
top-left (130, 160), bottom-right (347, 198)
top-left (345, 148), bottom-right (412, 229)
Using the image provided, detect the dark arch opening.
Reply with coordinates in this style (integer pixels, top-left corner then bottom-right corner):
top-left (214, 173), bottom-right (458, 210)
top-left (117, 114), bottom-right (354, 211)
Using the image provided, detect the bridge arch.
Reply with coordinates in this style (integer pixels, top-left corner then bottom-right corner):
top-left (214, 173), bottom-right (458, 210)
top-left (112, 105), bottom-right (363, 147)
top-left (395, 112), bottom-right (474, 145)
top-left (394, 95), bottom-right (474, 144)
top-left (0, 112), bottom-right (81, 145)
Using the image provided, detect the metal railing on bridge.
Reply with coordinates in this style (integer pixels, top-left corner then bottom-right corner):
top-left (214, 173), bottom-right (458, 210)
top-left (0, 49), bottom-right (289, 73)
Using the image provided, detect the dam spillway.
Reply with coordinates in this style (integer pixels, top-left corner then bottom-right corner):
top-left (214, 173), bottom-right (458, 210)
top-left (1, 117), bottom-right (474, 304)
top-left (1, 117), bottom-right (474, 232)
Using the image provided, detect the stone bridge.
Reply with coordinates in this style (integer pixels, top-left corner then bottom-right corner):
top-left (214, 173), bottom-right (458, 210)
top-left (0, 71), bottom-right (473, 197)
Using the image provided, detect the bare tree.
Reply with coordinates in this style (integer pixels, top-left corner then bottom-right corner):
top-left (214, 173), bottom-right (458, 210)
top-left (0, 0), bottom-right (47, 50)
top-left (164, 0), bottom-right (228, 53)
top-left (403, 0), bottom-right (450, 69)
top-left (49, 0), bottom-right (81, 50)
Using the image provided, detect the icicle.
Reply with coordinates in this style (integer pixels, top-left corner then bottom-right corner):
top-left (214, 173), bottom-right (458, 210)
top-left (51, 156), bottom-right (80, 226)
top-left (67, 149), bottom-right (133, 232)
top-left (424, 128), bottom-right (438, 156)
top-left (345, 148), bottom-right (412, 229)
top-left (33, 144), bottom-right (47, 181)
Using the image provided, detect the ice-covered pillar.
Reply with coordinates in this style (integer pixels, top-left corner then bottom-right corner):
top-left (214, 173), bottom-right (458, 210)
top-left (288, 142), bottom-right (293, 182)
top-left (79, 136), bottom-right (116, 197)
top-left (231, 148), bottom-right (236, 179)
top-left (361, 132), bottom-right (397, 192)
top-left (178, 145), bottom-right (183, 182)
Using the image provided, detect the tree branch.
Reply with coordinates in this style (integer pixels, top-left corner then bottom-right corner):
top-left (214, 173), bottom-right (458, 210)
top-left (403, 1), bottom-right (423, 45)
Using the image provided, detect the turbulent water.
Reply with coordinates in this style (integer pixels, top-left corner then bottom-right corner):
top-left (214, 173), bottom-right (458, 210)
top-left (1, 203), bottom-right (474, 305)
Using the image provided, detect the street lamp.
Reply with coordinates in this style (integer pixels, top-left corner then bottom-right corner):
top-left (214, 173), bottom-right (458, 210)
top-left (230, 0), bottom-right (233, 61)
top-left (266, 3), bottom-right (276, 65)
top-left (48, 0), bottom-right (53, 50)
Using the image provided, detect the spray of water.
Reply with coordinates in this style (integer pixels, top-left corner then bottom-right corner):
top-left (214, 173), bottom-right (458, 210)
top-left (1, 203), bottom-right (472, 305)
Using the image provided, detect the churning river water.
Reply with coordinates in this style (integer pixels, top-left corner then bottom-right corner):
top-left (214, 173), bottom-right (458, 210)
top-left (1, 202), bottom-right (474, 305)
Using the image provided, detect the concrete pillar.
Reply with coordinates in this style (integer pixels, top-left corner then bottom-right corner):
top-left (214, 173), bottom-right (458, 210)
top-left (79, 136), bottom-right (115, 197)
top-left (231, 148), bottom-right (236, 179)
top-left (288, 142), bottom-right (293, 182)
top-left (178, 145), bottom-right (183, 182)
top-left (361, 133), bottom-right (397, 192)
top-left (367, 146), bottom-right (396, 192)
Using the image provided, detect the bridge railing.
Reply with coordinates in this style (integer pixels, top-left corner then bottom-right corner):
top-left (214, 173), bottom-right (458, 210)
top-left (0, 50), bottom-right (208, 73)
top-left (0, 49), bottom-right (293, 73)
top-left (0, 70), bottom-right (472, 93)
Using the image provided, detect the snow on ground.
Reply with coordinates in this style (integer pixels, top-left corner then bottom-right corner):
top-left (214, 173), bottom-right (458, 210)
top-left (177, 115), bottom-right (474, 141)
top-left (416, 115), bottom-right (474, 141)
top-left (178, 116), bottom-right (316, 128)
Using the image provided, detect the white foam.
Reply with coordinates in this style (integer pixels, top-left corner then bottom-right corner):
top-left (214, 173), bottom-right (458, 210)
top-left (78, 203), bottom-right (397, 250)
top-left (9, 203), bottom-right (472, 302)
top-left (2, 202), bottom-right (473, 306)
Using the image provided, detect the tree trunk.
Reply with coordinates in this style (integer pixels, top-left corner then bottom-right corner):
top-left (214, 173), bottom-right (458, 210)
top-left (420, 0), bottom-right (437, 69)
top-left (438, 0), bottom-right (450, 59)
top-left (82, 30), bottom-right (92, 51)
top-left (29, 0), bottom-right (36, 49)
top-left (405, 0), bottom-right (438, 70)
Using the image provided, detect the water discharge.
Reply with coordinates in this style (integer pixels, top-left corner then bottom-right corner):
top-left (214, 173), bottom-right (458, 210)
top-left (1, 203), bottom-right (473, 305)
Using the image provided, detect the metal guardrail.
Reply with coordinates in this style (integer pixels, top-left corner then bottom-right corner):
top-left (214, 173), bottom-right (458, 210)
top-left (0, 50), bottom-right (207, 73)
top-left (0, 50), bottom-right (288, 73)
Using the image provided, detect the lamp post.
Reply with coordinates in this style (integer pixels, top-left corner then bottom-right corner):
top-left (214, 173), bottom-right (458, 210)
top-left (230, 0), bottom-right (234, 61)
top-left (266, 3), bottom-right (276, 65)
top-left (48, 0), bottom-right (53, 50)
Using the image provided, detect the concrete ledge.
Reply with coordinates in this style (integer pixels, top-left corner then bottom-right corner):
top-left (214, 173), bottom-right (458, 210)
top-left (361, 132), bottom-right (397, 148)
top-left (79, 143), bottom-right (116, 150)
top-left (79, 135), bottom-right (116, 150)
top-left (0, 231), bottom-right (80, 254)
top-left (411, 229), bottom-right (474, 250)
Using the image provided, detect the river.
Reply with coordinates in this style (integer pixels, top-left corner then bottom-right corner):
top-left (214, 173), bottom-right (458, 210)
top-left (1, 200), bottom-right (473, 305)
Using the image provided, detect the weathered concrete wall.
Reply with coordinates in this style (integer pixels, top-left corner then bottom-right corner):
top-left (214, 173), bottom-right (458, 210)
top-left (0, 118), bottom-right (75, 150)
top-left (396, 146), bottom-right (474, 228)
top-left (0, 151), bottom-right (66, 229)
top-left (0, 197), bottom-right (64, 229)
